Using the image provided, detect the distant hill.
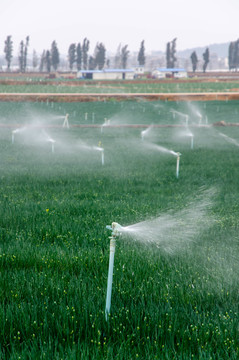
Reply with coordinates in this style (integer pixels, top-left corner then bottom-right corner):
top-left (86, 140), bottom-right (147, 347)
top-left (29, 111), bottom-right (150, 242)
top-left (177, 42), bottom-right (230, 59)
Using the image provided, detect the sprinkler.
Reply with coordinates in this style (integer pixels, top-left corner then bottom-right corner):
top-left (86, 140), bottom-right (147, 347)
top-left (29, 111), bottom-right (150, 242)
top-left (176, 152), bottom-right (181, 179)
top-left (101, 149), bottom-right (104, 166)
top-left (141, 125), bottom-right (152, 141)
top-left (48, 139), bottom-right (55, 153)
top-left (190, 134), bottom-right (194, 150)
top-left (185, 115), bottom-right (189, 127)
top-left (12, 128), bottom-right (24, 144)
top-left (62, 113), bottom-right (69, 128)
top-left (101, 118), bottom-right (110, 133)
top-left (92, 143), bottom-right (105, 165)
top-left (105, 222), bottom-right (123, 321)
top-left (85, 112), bottom-right (88, 121)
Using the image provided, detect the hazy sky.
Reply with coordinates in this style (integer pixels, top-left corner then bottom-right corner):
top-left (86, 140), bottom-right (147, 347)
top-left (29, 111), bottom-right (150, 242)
top-left (1, 0), bottom-right (238, 56)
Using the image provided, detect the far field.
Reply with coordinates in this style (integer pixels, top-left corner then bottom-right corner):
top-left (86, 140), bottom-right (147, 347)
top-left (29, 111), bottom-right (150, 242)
top-left (0, 77), bottom-right (239, 94)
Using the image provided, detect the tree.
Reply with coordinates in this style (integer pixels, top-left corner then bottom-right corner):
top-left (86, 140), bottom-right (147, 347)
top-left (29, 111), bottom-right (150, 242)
top-left (4, 35), bottom-right (13, 70)
top-left (166, 42), bottom-right (171, 68)
top-left (32, 50), bottom-right (38, 70)
top-left (171, 38), bottom-right (177, 68)
top-left (18, 36), bottom-right (29, 72)
top-left (82, 38), bottom-right (90, 70)
top-left (228, 40), bottom-right (239, 71)
top-left (23, 36), bottom-right (30, 72)
top-left (94, 42), bottom-right (106, 70)
top-left (76, 43), bottom-right (82, 71)
top-left (166, 38), bottom-right (177, 68)
top-left (114, 43), bottom-right (121, 68)
top-left (45, 50), bottom-right (51, 72)
top-left (51, 41), bottom-right (60, 71)
top-left (18, 41), bottom-right (24, 72)
top-left (228, 42), bottom-right (234, 70)
top-left (137, 40), bottom-right (145, 66)
top-left (68, 43), bottom-right (76, 71)
top-left (39, 50), bottom-right (46, 72)
top-left (202, 48), bottom-right (210, 72)
top-left (190, 51), bottom-right (198, 72)
top-left (121, 45), bottom-right (130, 68)
top-left (88, 56), bottom-right (96, 70)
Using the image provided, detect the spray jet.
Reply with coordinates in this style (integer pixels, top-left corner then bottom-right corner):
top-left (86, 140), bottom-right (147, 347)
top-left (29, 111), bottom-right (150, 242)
top-left (101, 118), bottom-right (110, 133)
top-left (141, 125), bottom-right (153, 141)
top-left (11, 127), bottom-right (26, 144)
top-left (105, 222), bottom-right (123, 321)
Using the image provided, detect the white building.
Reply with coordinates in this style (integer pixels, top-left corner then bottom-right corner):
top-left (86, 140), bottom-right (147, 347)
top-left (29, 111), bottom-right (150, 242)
top-left (77, 69), bottom-right (135, 80)
top-left (152, 68), bottom-right (188, 79)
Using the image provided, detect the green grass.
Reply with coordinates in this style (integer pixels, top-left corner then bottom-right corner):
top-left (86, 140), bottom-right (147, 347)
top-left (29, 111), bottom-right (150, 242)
top-left (0, 101), bottom-right (238, 359)
top-left (0, 79), bottom-right (239, 94)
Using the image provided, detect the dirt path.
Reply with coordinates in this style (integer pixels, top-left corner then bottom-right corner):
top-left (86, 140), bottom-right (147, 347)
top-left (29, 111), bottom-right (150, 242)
top-left (0, 92), bottom-right (239, 102)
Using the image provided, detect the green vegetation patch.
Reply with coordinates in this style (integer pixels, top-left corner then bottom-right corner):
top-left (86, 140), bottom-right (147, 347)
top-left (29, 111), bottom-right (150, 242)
top-left (0, 100), bottom-right (238, 359)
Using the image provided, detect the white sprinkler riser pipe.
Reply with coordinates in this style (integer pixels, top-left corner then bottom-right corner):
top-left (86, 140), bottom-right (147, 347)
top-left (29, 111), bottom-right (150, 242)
top-left (12, 133), bottom-right (14, 144)
top-left (176, 155), bottom-right (180, 178)
top-left (102, 151), bottom-right (104, 166)
top-left (105, 237), bottom-right (116, 321)
top-left (185, 116), bottom-right (189, 127)
top-left (191, 136), bottom-right (194, 150)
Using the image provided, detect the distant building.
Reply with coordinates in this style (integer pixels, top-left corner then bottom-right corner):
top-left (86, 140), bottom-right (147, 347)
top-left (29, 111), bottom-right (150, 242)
top-left (152, 68), bottom-right (187, 79)
top-left (134, 66), bottom-right (144, 75)
top-left (77, 69), bottom-right (135, 80)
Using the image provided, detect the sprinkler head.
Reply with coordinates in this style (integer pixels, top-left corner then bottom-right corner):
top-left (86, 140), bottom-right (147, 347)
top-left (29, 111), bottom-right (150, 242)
top-left (106, 222), bottom-right (123, 236)
top-left (177, 152), bottom-right (182, 157)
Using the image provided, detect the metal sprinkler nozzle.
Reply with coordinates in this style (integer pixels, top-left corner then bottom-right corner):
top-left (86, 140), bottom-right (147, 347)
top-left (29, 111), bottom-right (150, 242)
top-left (106, 222), bottom-right (122, 237)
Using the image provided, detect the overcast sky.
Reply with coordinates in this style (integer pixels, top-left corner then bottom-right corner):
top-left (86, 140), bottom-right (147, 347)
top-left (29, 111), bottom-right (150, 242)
top-left (1, 0), bottom-right (238, 56)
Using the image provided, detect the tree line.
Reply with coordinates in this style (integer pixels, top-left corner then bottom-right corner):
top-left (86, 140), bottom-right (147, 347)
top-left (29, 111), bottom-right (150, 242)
top-left (165, 38), bottom-right (210, 73)
top-left (3, 35), bottom-right (237, 73)
top-left (3, 36), bottom-right (146, 72)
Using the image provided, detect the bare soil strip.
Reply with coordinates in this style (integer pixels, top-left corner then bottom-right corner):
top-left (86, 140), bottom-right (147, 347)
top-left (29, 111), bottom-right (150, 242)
top-left (0, 92), bottom-right (239, 102)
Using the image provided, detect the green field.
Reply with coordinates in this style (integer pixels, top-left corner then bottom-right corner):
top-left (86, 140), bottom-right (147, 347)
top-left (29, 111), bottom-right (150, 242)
top-left (1, 79), bottom-right (239, 94)
top-left (0, 100), bottom-right (239, 359)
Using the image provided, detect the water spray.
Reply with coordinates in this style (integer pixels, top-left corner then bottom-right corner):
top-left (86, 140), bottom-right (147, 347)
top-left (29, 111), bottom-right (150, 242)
top-left (11, 127), bottom-right (25, 144)
top-left (141, 125), bottom-right (153, 141)
top-left (101, 118), bottom-right (110, 133)
top-left (103, 187), bottom-right (216, 320)
top-left (105, 222), bottom-right (123, 321)
top-left (170, 110), bottom-right (189, 126)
